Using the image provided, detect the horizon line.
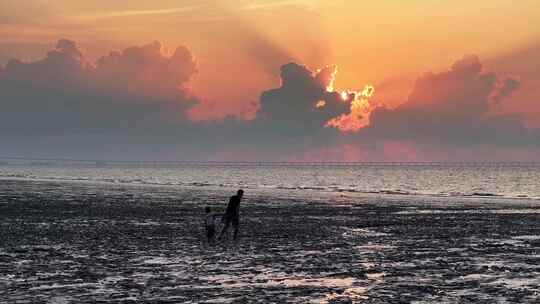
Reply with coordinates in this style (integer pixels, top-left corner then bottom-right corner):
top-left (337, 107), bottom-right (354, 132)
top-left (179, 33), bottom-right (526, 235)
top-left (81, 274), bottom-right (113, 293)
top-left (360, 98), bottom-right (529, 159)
top-left (1, 156), bottom-right (540, 166)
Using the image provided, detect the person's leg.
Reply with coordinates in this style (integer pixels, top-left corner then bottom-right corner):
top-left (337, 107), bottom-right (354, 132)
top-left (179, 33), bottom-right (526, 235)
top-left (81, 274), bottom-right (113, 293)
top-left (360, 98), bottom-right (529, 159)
top-left (219, 220), bottom-right (230, 240)
top-left (232, 218), bottom-right (239, 240)
top-left (207, 228), bottom-right (215, 245)
top-left (233, 225), bottom-right (239, 240)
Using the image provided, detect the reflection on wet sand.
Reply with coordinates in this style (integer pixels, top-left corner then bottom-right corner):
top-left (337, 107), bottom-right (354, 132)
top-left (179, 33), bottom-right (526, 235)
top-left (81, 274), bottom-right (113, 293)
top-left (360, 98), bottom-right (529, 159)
top-left (0, 180), bottom-right (539, 303)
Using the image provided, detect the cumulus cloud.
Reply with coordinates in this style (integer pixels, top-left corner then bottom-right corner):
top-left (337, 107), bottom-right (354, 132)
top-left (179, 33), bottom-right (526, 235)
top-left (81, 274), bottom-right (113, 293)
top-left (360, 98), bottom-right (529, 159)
top-left (359, 55), bottom-right (537, 148)
top-left (0, 39), bottom-right (198, 135)
top-left (95, 41), bottom-right (197, 97)
top-left (189, 62), bottom-right (358, 160)
top-left (256, 63), bottom-right (349, 135)
top-left (1, 41), bottom-right (539, 160)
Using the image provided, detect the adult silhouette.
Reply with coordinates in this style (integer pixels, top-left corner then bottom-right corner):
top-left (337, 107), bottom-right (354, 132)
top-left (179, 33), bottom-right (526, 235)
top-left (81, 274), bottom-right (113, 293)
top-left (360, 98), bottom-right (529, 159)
top-left (219, 189), bottom-right (244, 240)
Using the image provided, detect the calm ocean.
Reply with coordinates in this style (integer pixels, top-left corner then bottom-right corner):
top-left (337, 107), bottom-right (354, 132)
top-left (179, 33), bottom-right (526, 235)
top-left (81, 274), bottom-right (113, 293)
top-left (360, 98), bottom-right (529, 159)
top-left (1, 163), bottom-right (539, 200)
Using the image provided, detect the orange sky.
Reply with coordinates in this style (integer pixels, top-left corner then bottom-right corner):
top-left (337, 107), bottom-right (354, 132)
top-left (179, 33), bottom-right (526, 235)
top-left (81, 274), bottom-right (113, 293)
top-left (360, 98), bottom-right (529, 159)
top-left (1, 0), bottom-right (539, 124)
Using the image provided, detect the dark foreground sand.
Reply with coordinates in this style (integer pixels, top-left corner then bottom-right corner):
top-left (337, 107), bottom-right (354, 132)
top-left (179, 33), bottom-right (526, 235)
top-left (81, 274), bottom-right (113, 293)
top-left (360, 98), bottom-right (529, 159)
top-left (1, 180), bottom-right (539, 303)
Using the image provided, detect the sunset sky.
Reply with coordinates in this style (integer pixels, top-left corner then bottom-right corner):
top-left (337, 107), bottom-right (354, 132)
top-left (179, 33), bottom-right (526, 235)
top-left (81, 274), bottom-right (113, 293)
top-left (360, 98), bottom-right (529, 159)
top-left (1, 0), bottom-right (539, 161)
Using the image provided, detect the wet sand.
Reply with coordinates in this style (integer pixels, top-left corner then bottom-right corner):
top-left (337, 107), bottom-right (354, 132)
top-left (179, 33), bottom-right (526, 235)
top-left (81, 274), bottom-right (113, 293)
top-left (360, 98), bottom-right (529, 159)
top-left (1, 180), bottom-right (539, 303)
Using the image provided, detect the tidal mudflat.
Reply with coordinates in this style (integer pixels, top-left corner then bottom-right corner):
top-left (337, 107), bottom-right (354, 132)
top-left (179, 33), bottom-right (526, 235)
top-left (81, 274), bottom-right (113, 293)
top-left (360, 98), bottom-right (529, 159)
top-left (1, 180), bottom-right (539, 303)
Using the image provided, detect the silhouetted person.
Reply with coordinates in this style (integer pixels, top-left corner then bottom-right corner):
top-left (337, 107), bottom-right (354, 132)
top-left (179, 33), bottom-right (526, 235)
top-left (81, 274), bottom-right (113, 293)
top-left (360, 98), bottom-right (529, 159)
top-left (219, 189), bottom-right (244, 240)
top-left (204, 206), bottom-right (221, 245)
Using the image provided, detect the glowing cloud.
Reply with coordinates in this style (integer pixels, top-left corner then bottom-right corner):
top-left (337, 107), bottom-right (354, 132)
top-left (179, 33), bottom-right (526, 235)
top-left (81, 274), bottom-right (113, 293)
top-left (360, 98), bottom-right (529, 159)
top-left (315, 100), bottom-right (326, 108)
top-left (326, 85), bottom-right (376, 132)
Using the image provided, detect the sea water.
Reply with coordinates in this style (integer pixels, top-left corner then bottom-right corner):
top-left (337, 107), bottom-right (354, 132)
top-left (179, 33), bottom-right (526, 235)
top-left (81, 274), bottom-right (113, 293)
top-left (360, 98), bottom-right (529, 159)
top-left (1, 164), bottom-right (539, 199)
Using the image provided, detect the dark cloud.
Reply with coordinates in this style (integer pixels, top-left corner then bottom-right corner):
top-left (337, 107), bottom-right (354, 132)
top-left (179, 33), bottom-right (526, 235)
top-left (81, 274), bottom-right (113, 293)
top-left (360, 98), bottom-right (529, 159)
top-left (184, 62), bottom-right (354, 159)
top-left (1, 41), bottom-right (539, 160)
top-left (256, 63), bottom-right (349, 136)
top-left (0, 39), bottom-right (198, 136)
top-left (359, 55), bottom-right (538, 147)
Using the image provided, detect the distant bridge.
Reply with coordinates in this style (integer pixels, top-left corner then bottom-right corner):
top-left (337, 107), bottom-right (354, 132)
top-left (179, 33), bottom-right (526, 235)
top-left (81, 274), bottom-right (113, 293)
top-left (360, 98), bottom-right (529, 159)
top-left (1, 157), bottom-right (540, 167)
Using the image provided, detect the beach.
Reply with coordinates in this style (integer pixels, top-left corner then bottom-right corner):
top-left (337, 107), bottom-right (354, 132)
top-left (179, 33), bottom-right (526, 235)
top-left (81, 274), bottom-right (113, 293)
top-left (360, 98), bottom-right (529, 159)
top-left (1, 179), bottom-right (540, 303)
